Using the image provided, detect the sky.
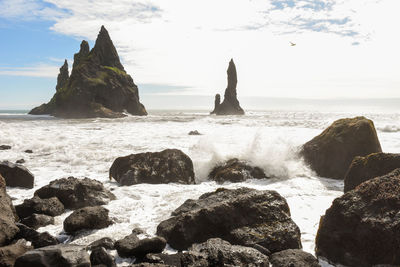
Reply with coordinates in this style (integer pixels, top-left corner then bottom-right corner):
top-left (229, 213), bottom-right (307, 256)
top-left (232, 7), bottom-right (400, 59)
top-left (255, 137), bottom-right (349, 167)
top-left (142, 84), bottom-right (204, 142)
top-left (0, 0), bottom-right (399, 109)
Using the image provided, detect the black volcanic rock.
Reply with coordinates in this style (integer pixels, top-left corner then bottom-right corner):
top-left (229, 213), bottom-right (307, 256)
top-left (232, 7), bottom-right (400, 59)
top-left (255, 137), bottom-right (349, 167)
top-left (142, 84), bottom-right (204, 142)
top-left (16, 196), bottom-right (65, 219)
top-left (211, 59), bottom-right (244, 115)
top-left (209, 158), bottom-right (267, 183)
top-left (63, 206), bottom-right (113, 234)
top-left (56, 60), bottom-right (69, 92)
top-left (29, 25), bottom-right (147, 118)
top-left (270, 249), bottom-right (320, 267)
top-left (0, 161), bottom-right (34, 188)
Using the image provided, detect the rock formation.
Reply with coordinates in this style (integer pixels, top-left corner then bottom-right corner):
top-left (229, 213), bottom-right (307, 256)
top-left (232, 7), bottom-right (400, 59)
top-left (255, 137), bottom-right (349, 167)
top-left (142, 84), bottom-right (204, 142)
top-left (315, 168), bottom-right (400, 266)
top-left (209, 158), bottom-right (267, 183)
top-left (344, 152), bottom-right (400, 192)
top-left (0, 161), bottom-right (34, 188)
top-left (63, 206), bottom-right (113, 233)
top-left (29, 26), bottom-right (147, 118)
top-left (0, 175), bottom-right (19, 247)
top-left (210, 59), bottom-right (244, 115)
top-left (300, 116), bottom-right (382, 179)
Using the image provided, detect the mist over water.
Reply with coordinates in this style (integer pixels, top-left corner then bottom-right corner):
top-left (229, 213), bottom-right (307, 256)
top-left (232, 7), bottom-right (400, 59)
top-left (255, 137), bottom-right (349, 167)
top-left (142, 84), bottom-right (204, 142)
top-left (0, 107), bottom-right (399, 266)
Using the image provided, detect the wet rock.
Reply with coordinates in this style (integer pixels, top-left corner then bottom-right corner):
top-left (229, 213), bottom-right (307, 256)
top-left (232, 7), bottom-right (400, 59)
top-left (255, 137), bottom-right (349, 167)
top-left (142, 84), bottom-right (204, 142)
top-left (0, 161), bottom-right (34, 188)
top-left (14, 244), bottom-right (90, 267)
top-left (270, 249), bottom-right (320, 267)
top-left (24, 149), bottom-right (33, 154)
top-left (209, 158), bottom-right (267, 183)
top-left (156, 187), bottom-right (301, 252)
top-left (0, 239), bottom-right (33, 267)
top-left (16, 196), bottom-right (65, 218)
top-left (35, 176), bottom-right (116, 209)
top-left (0, 145), bottom-right (11, 150)
top-left (0, 174), bottom-right (19, 246)
top-left (21, 213), bottom-right (54, 229)
top-left (344, 152), bottom-right (400, 192)
top-left (15, 223), bottom-right (59, 248)
top-left (109, 149), bottom-right (195, 186)
top-left (29, 26), bottom-right (147, 118)
top-left (188, 130), bottom-right (201, 135)
top-left (316, 168), bottom-right (400, 266)
top-left (90, 247), bottom-right (116, 267)
top-left (300, 116), bottom-right (382, 179)
top-left (87, 237), bottom-right (115, 250)
top-left (210, 59), bottom-right (244, 115)
top-left (15, 159), bottom-right (25, 164)
top-left (115, 234), bottom-right (166, 258)
top-left (64, 206), bottom-right (113, 233)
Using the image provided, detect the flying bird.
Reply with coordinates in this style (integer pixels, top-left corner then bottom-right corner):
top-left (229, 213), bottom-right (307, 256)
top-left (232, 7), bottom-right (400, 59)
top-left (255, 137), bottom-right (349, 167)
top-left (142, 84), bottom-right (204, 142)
top-left (290, 42), bottom-right (296, 46)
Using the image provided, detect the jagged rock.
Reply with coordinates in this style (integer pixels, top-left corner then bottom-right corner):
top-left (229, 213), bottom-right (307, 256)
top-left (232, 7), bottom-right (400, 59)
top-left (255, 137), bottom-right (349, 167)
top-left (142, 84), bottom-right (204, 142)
top-left (90, 247), bottom-right (116, 267)
top-left (211, 59), bottom-right (244, 115)
top-left (270, 249), bottom-right (320, 267)
top-left (0, 174), bottom-right (19, 246)
top-left (56, 60), bottom-right (69, 92)
top-left (35, 177), bottom-right (116, 209)
top-left (115, 234), bottom-right (166, 258)
top-left (16, 196), bottom-right (65, 219)
top-left (0, 161), bottom-right (34, 188)
top-left (209, 158), bottom-right (267, 183)
top-left (188, 130), bottom-right (201, 136)
top-left (21, 213), bottom-right (54, 229)
top-left (316, 168), bottom-right (400, 266)
top-left (29, 26), bottom-right (147, 118)
top-left (0, 239), bottom-right (33, 267)
top-left (15, 223), bottom-right (59, 248)
top-left (14, 244), bottom-right (90, 267)
top-left (87, 237), bottom-right (115, 251)
top-left (109, 149), bottom-right (195, 186)
top-left (0, 145), bottom-right (11, 150)
top-left (63, 206), bottom-right (113, 233)
top-left (344, 152), bottom-right (400, 192)
top-left (156, 187), bottom-right (301, 252)
top-left (300, 116), bottom-right (382, 179)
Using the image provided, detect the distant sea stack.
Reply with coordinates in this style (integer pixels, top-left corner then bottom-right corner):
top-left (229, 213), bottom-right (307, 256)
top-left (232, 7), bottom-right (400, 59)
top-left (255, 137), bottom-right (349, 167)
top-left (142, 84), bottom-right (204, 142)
top-left (210, 59), bottom-right (244, 115)
top-left (29, 26), bottom-right (147, 118)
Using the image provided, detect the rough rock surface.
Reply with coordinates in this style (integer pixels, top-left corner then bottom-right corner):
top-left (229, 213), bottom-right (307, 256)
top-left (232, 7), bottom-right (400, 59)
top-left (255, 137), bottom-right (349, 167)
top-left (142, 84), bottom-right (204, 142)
top-left (209, 158), bottom-right (267, 183)
top-left (15, 223), bottom-right (59, 248)
top-left (16, 196), bottom-right (65, 219)
top-left (0, 174), bottom-right (19, 246)
top-left (63, 206), bottom-right (113, 233)
top-left (87, 237), bottom-right (115, 251)
top-left (316, 168), bottom-right (400, 266)
top-left (14, 244), bottom-right (90, 267)
top-left (115, 234), bottom-right (166, 258)
top-left (270, 249), bottom-right (320, 267)
top-left (56, 60), bottom-right (69, 92)
top-left (21, 213), bottom-right (54, 229)
top-left (109, 149), bottom-right (195, 186)
top-left (90, 247), bottom-right (116, 267)
top-left (29, 26), bottom-right (147, 118)
top-left (0, 239), bottom-right (33, 267)
top-left (300, 116), bottom-right (382, 179)
top-left (156, 187), bottom-right (301, 252)
top-left (0, 161), bottom-right (34, 188)
top-left (210, 59), bottom-right (244, 115)
top-left (344, 152), bottom-right (400, 192)
top-left (35, 177), bottom-right (115, 209)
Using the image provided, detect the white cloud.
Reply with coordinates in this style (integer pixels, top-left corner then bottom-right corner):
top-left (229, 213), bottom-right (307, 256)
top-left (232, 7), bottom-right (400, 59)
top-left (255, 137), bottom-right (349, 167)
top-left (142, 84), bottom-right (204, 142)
top-left (0, 64), bottom-right (59, 77)
top-left (1, 0), bottom-right (400, 98)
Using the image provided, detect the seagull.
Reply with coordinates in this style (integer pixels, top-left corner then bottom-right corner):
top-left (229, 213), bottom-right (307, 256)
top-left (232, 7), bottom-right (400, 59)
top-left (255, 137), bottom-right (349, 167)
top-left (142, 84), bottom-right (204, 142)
top-left (290, 41), bottom-right (296, 46)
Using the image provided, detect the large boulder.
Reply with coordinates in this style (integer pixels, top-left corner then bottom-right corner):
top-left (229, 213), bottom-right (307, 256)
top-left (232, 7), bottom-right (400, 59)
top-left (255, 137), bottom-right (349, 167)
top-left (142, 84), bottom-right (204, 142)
top-left (109, 149), bottom-right (195, 186)
top-left (63, 206), bottom-right (113, 233)
top-left (35, 177), bottom-right (115, 209)
top-left (87, 237), bottom-right (115, 251)
top-left (0, 239), bottom-right (33, 267)
top-left (210, 59), bottom-right (245, 115)
top-left (21, 213), bottom-right (54, 229)
top-left (316, 168), bottom-right (400, 266)
top-left (115, 233), bottom-right (166, 258)
top-left (16, 196), bottom-right (65, 219)
top-left (29, 26), bottom-right (147, 118)
top-left (300, 116), bottom-right (382, 179)
top-left (90, 247), bottom-right (116, 267)
top-left (14, 244), bottom-right (90, 267)
top-left (344, 152), bottom-right (400, 192)
top-left (156, 188), bottom-right (301, 252)
top-left (15, 223), bottom-right (59, 248)
top-left (270, 249), bottom-right (320, 267)
top-left (209, 158), bottom-right (267, 183)
top-left (0, 175), bottom-right (19, 246)
top-left (0, 161), bottom-right (34, 188)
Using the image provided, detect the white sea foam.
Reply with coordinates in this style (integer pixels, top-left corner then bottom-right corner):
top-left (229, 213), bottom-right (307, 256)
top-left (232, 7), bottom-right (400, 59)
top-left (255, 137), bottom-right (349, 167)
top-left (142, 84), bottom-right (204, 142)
top-left (1, 109), bottom-right (399, 266)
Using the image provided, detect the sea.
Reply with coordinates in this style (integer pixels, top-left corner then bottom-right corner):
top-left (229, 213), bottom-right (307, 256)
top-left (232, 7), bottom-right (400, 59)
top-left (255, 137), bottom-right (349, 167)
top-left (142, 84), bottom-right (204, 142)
top-left (0, 105), bottom-right (399, 266)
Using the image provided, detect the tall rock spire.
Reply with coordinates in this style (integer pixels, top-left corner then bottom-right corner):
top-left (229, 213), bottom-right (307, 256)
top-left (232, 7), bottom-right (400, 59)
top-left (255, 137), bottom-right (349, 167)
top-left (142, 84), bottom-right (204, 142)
top-left (91, 26), bottom-right (124, 70)
top-left (55, 60), bottom-right (69, 92)
top-left (73, 40), bottom-right (89, 70)
top-left (210, 59), bottom-right (244, 115)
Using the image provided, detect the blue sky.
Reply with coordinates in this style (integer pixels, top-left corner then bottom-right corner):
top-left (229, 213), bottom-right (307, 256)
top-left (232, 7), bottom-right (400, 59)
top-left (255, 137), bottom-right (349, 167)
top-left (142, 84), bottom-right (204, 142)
top-left (0, 0), bottom-right (399, 109)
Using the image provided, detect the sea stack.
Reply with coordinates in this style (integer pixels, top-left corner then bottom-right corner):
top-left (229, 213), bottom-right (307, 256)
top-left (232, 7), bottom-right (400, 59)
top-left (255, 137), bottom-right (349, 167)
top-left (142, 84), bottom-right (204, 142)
top-left (29, 26), bottom-right (147, 118)
top-left (211, 59), bottom-right (244, 115)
